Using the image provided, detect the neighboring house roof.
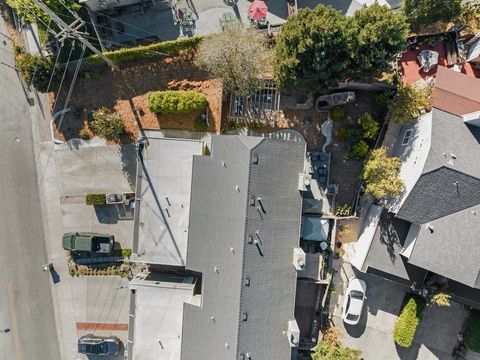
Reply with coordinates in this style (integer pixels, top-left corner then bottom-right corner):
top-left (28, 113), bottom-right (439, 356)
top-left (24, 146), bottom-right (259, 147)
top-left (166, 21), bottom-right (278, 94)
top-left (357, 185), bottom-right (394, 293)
top-left (407, 204), bottom-right (480, 289)
top-left (396, 166), bottom-right (480, 224)
top-left (181, 135), bottom-right (305, 360)
top-left (395, 109), bottom-right (480, 222)
top-left (432, 66), bottom-right (480, 116)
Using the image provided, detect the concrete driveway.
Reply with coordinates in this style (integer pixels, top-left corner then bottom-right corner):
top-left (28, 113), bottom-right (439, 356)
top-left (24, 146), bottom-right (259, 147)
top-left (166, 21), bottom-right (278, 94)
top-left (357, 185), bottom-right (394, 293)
top-left (333, 272), bottom-right (468, 360)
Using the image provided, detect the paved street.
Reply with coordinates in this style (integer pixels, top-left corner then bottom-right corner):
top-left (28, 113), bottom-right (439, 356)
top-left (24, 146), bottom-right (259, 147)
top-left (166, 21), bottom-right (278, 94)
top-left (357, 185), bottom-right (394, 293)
top-left (0, 17), bottom-right (59, 360)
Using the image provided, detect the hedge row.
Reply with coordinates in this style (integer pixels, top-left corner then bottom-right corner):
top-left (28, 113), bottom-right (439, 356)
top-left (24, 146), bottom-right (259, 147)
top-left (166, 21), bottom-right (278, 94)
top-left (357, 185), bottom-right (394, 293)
top-left (147, 90), bottom-right (207, 114)
top-left (393, 296), bottom-right (426, 348)
top-left (86, 36), bottom-right (202, 64)
top-left (86, 193), bottom-right (106, 205)
top-left (465, 309), bottom-right (480, 352)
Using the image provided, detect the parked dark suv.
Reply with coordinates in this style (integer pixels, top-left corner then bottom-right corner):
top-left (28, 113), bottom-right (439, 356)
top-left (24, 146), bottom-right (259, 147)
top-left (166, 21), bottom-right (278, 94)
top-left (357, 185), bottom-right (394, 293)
top-left (62, 232), bottom-right (114, 255)
top-left (78, 334), bottom-right (120, 356)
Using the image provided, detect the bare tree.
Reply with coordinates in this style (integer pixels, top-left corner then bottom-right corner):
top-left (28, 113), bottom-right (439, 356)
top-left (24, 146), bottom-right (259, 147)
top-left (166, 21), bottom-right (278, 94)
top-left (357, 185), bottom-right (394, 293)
top-left (195, 23), bottom-right (272, 96)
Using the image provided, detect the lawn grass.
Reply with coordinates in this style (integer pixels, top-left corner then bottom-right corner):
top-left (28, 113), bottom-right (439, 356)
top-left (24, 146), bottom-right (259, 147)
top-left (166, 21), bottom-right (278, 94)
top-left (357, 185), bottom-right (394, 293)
top-left (465, 309), bottom-right (480, 352)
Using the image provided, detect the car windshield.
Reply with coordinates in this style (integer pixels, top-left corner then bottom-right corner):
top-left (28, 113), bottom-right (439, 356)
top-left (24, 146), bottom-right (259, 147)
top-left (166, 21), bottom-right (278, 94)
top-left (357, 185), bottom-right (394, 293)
top-left (350, 290), bottom-right (364, 300)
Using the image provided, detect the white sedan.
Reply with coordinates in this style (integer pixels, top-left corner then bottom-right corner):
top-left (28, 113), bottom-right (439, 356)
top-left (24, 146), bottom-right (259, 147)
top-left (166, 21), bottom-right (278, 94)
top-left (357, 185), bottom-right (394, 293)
top-left (341, 277), bottom-right (367, 325)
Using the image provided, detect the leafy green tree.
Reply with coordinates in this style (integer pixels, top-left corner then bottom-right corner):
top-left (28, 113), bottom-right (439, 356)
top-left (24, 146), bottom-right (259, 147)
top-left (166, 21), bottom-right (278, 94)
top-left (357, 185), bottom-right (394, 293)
top-left (388, 84), bottom-right (432, 124)
top-left (16, 53), bottom-right (59, 92)
top-left (7, 0), bottom-right (82, 23)
top-left (403, 0), bottom-right (462, 32)
top-left (90, 108), bottom-right (125, 140)
top-left (312, 328), bottom-right (362, 360)
top-left (147, 90), bottom-right (207, 113)
top-left (195, 23), bottom-right (272, 96)
top-left (274, 5), bottom-right (350, 91)
top-left (352, 140), bottom-right (369, 159)
top-left (363, 147), bottom-right (404, 199)
top-left (360, 113), bottom-right (379, 140)
top-left (348, 3), bottom-right (409, 80)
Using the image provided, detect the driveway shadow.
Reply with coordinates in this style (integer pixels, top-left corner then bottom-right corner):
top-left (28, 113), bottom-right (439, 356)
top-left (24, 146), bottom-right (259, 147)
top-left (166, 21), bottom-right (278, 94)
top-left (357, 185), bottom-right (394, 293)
top-left (343, 309), bottom-right (367, 338)
top-left (94, 205), bottom-right (119, 224)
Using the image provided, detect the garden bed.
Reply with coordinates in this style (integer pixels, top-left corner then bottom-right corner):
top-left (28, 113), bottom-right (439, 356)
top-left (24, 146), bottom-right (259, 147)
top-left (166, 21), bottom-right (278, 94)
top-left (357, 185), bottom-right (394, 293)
top-left (51, 51), bottom-right (223, 142)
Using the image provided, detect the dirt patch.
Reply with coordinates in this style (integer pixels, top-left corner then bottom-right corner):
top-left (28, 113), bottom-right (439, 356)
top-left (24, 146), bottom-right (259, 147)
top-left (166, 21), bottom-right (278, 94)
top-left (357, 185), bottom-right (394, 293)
top-left (52, 51), bottom-right (222, 142)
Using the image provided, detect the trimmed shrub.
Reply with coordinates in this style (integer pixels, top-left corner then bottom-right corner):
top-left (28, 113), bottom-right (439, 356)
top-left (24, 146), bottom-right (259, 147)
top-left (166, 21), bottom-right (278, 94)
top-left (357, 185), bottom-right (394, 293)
top-left (147, 90), bottom-right (207, 114)
top-left (329, 106), bottom-right (346, 122)
top-left (90, 107), bottom-right (125, 140)
top-left (465, 309), bottom-right (480, 352)
top-left (393, 296), bottom-right (426, 348)
top-left (86, 36), bottom-right (202, 64)
top-left (16, 53), bottom-right (59, 92)
top-left (86, 193), bottom-right (106, 205)
top-left (352, 140), bottom-right (369, 159)
top-left (360, 113), bottom-right (379, 140)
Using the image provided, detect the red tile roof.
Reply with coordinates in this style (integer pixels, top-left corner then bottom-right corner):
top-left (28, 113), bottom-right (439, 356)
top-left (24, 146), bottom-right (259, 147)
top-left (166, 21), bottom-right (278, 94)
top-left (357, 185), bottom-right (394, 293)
top-left (432, 66), bottom-right (480, 116)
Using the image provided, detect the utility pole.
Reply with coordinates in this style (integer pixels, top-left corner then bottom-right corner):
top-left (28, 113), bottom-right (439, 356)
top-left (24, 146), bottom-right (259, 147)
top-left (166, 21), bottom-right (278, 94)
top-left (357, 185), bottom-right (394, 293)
top-left (29, 0), bottom-right (118, 70)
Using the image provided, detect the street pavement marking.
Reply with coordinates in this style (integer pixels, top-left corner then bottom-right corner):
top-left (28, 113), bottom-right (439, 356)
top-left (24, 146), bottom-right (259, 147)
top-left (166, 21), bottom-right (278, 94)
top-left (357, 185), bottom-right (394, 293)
top-left (8, 281), bottom-right (22, 360)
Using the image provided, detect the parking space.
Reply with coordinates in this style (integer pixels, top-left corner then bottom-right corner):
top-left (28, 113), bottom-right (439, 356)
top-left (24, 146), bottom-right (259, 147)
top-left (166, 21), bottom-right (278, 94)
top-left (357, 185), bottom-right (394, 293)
top-left (38, 141), bottom-right (137, 359)
top-left (332, 271), bottom-right (468, 360)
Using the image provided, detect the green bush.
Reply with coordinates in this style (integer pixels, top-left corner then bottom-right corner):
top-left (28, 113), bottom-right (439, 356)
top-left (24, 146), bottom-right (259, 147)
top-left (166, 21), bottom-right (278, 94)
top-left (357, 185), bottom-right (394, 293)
top-left (86, 36), bottom-right (202, 64)
top-left (335, 204), bottom-right (351, 216)
top-left (86, 193), bottom-right (106, 205)
top-left (345, 128), bottom-right (362, 143)
top-left (393, 296), bottom-right (426, 348)
top-left (352, 140), bottom-right (369, 159)
top-left (465, 309), bottom-right (480, 352)
top-left (360, 113), bottom-right (379, 140)
top-left (90, 107), bottom-right (125, 140)
top-left (16, 53), bottom-right (59, 92)
top-left (194, 116), bottom-right (208, 131)
top-left (78, 128), bottom-right (90, 139)
top-left (121, 248), bottom-right (132, 258)
top-left (147, 90), bottom-right (207, 114)
top-left (329, 106), bottom-right (346, 122)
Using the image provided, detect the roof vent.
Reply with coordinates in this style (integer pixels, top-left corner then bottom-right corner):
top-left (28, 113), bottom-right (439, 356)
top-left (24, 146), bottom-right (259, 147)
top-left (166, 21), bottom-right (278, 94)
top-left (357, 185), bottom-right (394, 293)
top-left (210, 316), bottom-right (215, 322)
top-left (235, 185), bottom-right (240, 192)
top-left (249, 196), bottom-right (255, 206)
top-left (222, 161), bottom-right (227, 168)
top-left (244, 277), bottom-right (250, 286)
top-left (225, 342), bottom-right (230, 349)
top-left (247, 235), bottom-right (253, 244)
top-left (451, 153), bottom-right (457, 159)
top-left (242, 313), bottom-right (248, 321)
top-left (472, 210), bottom-right (477, 216)
top-left (252, 155), bottom-right (258, 164)
top-left (214, 266), bottom-right (219, 273)
top-left (425, 224), bottom-right (434, 233)
top-left (230, 247), bottom-right (235, 254)
top-left (443, 152), bottom-right (447, 158)
top-left (240, 354), bottom-right (245, 360)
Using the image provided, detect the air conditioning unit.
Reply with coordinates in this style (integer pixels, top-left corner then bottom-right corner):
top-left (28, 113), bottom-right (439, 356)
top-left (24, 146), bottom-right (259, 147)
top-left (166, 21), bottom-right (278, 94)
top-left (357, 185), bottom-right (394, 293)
top-left (287, 320), bottom-right (300, 347)
top-left (293, 248), bottom-right (306, 271)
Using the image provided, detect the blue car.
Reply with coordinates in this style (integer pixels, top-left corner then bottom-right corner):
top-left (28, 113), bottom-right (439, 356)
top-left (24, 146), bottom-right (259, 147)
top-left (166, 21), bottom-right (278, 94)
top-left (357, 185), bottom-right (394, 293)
top-left (78, 335), bottom-right (120, 356)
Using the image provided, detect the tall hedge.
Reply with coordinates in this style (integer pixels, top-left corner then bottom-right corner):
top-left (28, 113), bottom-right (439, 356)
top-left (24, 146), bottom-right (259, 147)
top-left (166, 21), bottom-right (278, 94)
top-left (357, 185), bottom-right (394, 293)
top-left (393, 296), bottom-right (426, 348)
top-left (16, 53), bottom-right (59, 92)
top-left (465, 309), bottom-right (480, 352)
top-left (86, 36), bottom-right (202, 64)
top-left (147, 90), bottom-right (207, 114)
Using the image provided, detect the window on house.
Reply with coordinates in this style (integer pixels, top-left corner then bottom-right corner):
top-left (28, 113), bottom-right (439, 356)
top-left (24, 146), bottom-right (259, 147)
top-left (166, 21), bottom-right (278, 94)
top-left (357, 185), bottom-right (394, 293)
top-left (402, 129), bottom-right (413, 145)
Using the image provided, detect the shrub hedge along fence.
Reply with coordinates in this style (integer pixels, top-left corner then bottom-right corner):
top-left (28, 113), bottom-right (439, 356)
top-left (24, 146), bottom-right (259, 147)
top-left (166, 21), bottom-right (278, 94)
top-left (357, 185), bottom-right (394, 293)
top-left (147, 90), bottom-right (207, 114)
top-left (465, 309), bottom-right (480, 352)
top-left (86, 36), bottom-right (202, 64)
top-left (393, 295), bottom-right (426, 348)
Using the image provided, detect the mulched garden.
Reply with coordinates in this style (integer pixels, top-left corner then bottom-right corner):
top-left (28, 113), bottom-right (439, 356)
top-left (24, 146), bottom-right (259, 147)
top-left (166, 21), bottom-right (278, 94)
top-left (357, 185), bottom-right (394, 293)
top-left (51, 51), bottom-right (223, 142)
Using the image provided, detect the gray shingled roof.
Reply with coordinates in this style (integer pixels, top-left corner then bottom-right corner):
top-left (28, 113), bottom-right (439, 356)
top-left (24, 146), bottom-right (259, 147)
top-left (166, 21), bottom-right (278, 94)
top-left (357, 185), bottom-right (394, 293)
top-left (181, 135), bottom-right (305, 360)
top-left (397, 109), bottom-right (480, 224)
top-left (396, 167), bottom-right (480, 224)
top-left (408, 204), bottom-right (480, 289)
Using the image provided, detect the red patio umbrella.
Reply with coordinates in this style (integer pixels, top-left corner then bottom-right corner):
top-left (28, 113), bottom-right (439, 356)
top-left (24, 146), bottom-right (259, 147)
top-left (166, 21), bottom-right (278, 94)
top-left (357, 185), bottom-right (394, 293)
top-left (248, 0), bottom-right (268, 21)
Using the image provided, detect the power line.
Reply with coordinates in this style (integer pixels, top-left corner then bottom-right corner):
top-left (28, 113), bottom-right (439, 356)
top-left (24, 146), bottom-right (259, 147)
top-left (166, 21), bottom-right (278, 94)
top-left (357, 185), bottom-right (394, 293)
top-left (90, 9), bottom-right (159, 38)
top-left (57, 42), bottom-right (86, 131)
top-left (52, 40), bottom-right (75, 111)
top-left (30, 0), bottom-right (117, 69)
top-left (46, 42), bottom-right (64, 93)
